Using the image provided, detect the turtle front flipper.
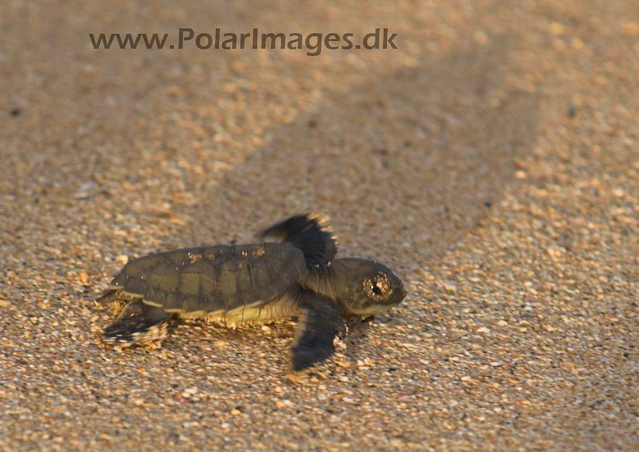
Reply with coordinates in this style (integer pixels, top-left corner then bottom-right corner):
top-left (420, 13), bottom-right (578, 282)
top-left (103, 299), bottom-right (170, 347)
top-left (259, 213), bottom-right (338, 267)
top-left (290, 292), bottom-right (346, 371)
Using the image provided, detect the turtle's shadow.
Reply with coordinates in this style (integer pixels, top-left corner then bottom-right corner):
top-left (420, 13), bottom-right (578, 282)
top-left (342, 319), bottom-right (374, 361)
top-left (167, 315), bottom-right (372, 364)
top-left (341, 314), bottom-right (400, 363)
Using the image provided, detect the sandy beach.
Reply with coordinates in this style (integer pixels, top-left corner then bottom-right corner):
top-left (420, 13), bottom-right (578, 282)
top-left (1, 0), bottom-right (637, 450)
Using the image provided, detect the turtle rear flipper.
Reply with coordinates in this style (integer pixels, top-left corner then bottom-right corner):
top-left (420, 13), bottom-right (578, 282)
top-left (103, 300), bottom-right (169, 347)
top-left (259, 213), bottom-right (338, 266)
top-left (290, 292), bottom-right (346, 371)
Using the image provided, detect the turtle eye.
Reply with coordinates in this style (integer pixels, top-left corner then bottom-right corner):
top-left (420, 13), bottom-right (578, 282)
top-left (363, 272), bottom-right (391, 301)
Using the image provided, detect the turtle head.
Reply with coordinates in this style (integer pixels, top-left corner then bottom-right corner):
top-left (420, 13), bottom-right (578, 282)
top-left (330, 258), bottom-right (407, 318)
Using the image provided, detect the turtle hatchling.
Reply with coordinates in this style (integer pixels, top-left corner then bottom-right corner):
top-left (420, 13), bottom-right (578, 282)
top-left (97, 213), bottom-right (407, 370)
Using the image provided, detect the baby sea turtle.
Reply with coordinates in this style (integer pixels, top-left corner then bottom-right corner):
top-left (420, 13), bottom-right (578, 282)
top-left (97, 213), bottom-right (406, 370)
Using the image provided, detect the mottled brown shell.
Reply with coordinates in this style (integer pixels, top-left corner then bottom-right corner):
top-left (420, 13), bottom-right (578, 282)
top-left (109, 243), bottom-right (305, 314)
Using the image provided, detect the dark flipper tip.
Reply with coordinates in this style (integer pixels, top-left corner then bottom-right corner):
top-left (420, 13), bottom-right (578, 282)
top-left (259, 212), bottom-right (338, 266)
top-left (291, 344), bottom-right (335, 371)
top-left (103, 314), bottom-right (168, 347)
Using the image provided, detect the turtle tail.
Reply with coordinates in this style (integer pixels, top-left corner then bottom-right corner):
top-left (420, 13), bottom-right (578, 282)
top-left (95, 289), bottom-right (119, 304)
top-left (95, 289), bottom-right (129, 315)
top-left (258, 213), bottom-right (338, 266)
